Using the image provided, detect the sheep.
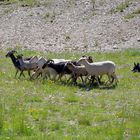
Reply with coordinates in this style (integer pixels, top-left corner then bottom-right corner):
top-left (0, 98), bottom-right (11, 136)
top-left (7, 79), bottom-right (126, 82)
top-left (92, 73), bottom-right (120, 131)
top-left (65, 62), bottom-right (88, 84)
top-left (41, 60), bottom-right (68, 80)
top-left (79, 55), bottom-right (102, 84)
top-left (31, 58), bottom-right (70, 80)
top-left (32, 60), bottom-right (71, 81)
top-left (77, 58), bottom-right (118, 86)
top-left (16, 54), bottom-right (38, 78)
top-left (64, 56), bottom-right (97, 84)
top-left (31, 56), bottom-right (93, 81)
top-left (42, 59), bottom-right (87, 81)
top-left (41, 56), bottom-right (94, 82)
top-left (5, 50), bottom-right (26, 78)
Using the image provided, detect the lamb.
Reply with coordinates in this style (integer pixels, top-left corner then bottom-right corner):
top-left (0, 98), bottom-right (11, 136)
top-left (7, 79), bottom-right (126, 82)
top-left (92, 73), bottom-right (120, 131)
top-left (65, 62), bottom-right (88, 84)
top-left (77, 58), bottom-right (118, 86)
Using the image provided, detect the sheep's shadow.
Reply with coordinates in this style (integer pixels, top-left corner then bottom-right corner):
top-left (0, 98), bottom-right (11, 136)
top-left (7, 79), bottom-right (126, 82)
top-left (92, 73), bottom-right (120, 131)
top-left (59, 80), bottom-right (117, 91)
top-left (87, 84), bottom-right (117, 91)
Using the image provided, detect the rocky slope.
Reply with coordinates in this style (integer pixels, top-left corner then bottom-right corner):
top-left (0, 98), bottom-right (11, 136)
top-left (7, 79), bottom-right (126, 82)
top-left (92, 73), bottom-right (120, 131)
top-left (0, 0), bottom-right (140, 52)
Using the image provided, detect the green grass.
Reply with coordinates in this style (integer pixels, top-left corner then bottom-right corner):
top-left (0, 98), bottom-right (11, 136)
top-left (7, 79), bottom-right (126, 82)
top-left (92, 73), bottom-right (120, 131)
top-left (0, 48), bottom-right (140, 139)
top-left (111, 0), bottom-right (131, 13)
top-left (124, 8), bottom-right (140, 21)
top-left (0, 0), bottom-right (40, 7)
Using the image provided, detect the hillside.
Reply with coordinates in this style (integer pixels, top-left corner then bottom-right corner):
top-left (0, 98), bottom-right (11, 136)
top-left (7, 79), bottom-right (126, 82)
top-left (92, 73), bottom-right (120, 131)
top-left (0, 0), bottom-right (140, 52)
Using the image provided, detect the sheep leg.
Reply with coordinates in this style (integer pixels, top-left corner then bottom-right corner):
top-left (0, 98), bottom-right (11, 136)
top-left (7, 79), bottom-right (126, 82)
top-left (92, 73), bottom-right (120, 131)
top-left (91, 75), bottom-right (101, 84)
top-left (31, 71), bottom-right (40, 80)
top-left (98, 75), bottom-right (102, 84)
top-left (89, 75), bottom-right (101, 86)
top-left (46, 73), bottom-right (50, 80)
top-left (28, 71), bottom-right (31, 77)
top-left (22, 72), bottom-right (25, 77)
top-left (105, 75), bottom-right (111, 85)
top-left (90, 75), bottom-right (96, 84)
top-left (42, 72), bottom-right (46, 80)
top-left (68, 73), bottom-right (77, 84)
top-left (51, 73), bottom-right (57, 81)
top-left (80, 76), bottom-right (85, 85)
top-left (38, 72), bottom-right (42, 78)
top-left (15, 70), bottom-right (19, 78)
top-left (73, 73), bottom-right (78, 85)
top-left (72, 77), bottom-right (77, 85)
top-left (85, 75), bottom-right (90, 84)
top-left (58, 73), bottom-right (64, 81)
top-left (95, 76), bottom-right (100, 86)
top-left (19, 71), bottom-right (24, 78)
top-left (67, 75), bottom-right (73, 83)
top-left (111, 73), bottom-right (118, 85)
top-left (111, 75), bottom-right (114, 83)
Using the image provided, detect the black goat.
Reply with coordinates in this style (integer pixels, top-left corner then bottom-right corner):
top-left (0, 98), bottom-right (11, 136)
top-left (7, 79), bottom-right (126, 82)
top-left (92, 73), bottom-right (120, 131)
top-left (132, 63), bottom-right (140, 72)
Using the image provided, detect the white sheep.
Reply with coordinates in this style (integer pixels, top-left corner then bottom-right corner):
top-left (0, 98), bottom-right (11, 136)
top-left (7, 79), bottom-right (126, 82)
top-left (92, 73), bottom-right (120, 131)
top-left (77, 58), bottom-right (118, 85)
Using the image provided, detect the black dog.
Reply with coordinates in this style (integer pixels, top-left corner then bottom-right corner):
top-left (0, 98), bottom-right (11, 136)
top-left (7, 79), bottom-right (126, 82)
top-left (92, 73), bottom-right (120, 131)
top-left (132, 63), bottom-right (140, 72)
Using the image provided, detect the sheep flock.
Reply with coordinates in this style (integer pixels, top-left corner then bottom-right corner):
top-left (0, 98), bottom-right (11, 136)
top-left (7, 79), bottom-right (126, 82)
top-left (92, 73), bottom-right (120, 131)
top-left (6, 50), bottom-right (119, 87)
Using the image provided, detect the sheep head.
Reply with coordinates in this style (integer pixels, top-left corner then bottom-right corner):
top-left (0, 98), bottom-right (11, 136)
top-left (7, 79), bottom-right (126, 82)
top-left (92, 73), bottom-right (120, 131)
top-left (77, 58), bottom-right (87, 65)
top-left (5, 50), bottom-right (17, 57)
top-left (46, 59), bottom-right (54, 64)
top-left (81, 55), bottom-right (93, 63)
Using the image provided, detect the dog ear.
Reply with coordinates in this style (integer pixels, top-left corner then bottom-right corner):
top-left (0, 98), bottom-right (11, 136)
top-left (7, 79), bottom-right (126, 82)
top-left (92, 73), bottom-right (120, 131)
top-left (134, 62), bottom-right (136, 66)
top-left (137, 63), bottom-right (139, 65)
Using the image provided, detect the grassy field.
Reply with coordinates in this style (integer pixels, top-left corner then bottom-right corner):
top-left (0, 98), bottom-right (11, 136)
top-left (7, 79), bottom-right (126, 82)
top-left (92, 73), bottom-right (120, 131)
top-left (0, 48), bottom-right (140, 140)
